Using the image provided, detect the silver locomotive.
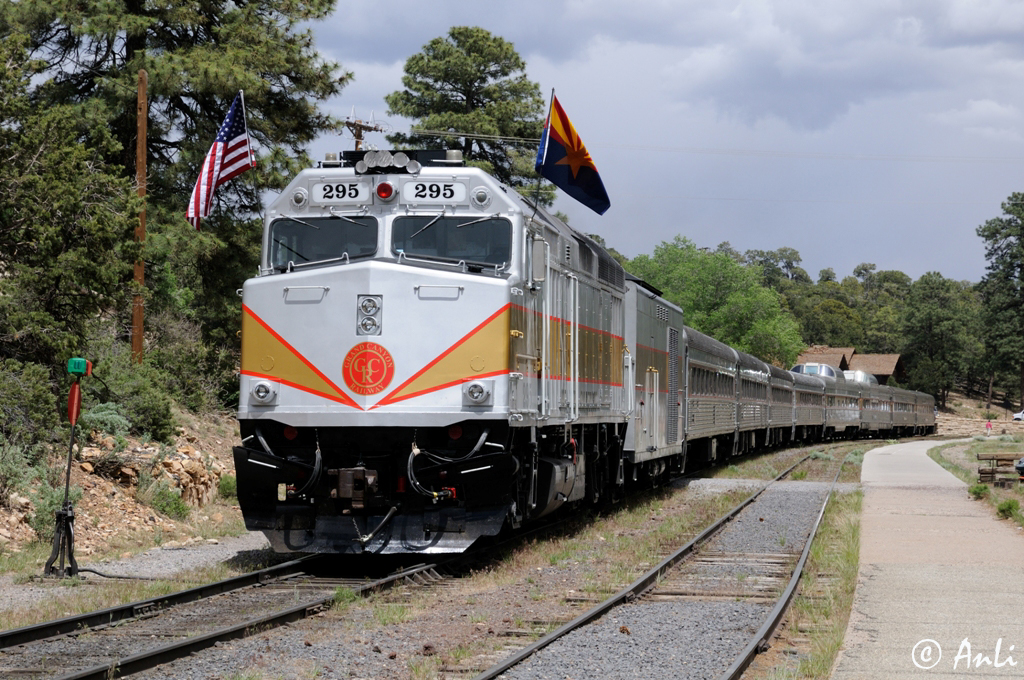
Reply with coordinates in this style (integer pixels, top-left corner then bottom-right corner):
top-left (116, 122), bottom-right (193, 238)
top-left (233, 150), bottom-right (935, 555)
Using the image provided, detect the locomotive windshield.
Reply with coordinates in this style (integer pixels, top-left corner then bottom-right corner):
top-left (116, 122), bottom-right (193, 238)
top-left (392, 215), bottom-right (511, 267)
top-left (269, 216), bottom-right (377, 270)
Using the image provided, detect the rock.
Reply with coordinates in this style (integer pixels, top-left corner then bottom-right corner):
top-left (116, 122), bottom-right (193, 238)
top-left (205, 538), bottom-right (219, 545)
top-left (9, 493), bottom-right (31, 511)
top-left (80, 462), bottom-right (94, 473)
top-left (0, 527), bottom-right (10, 539)
top-left (211, 512), bottom-right (224, 524)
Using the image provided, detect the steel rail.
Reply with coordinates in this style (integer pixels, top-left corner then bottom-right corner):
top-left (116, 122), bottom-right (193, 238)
top-left (719, 458), bottom-right (847, 679)
top-left (0, 554), bottom-right (319, 649)
top-left (470, 453), bottom-right (814, 680)
top-left (52, 562), bottom-right (440, 680)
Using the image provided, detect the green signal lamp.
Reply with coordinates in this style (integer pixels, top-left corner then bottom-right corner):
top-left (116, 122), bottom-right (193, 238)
top-left (67, 358), bottom-right (92, 377)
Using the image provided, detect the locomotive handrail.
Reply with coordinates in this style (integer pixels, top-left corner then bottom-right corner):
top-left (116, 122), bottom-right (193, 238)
top-left (397, 251), bottom-right (468, 272)
top-left (540, 239), bottom-right (551, 418)
top-left (622, 347), bottom-right (635, 417)
top-left (569, 274), bottom-right (580, 422)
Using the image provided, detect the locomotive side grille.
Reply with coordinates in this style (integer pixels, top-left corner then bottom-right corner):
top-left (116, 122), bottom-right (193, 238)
top-left (656, 305), bottom-right (670, 322)
top-left (667, 327), bottom-right (679, 443)
top-left (578, 242), bottom-right (594, 274)
top-left (597, 251), bottom-right (624, 288)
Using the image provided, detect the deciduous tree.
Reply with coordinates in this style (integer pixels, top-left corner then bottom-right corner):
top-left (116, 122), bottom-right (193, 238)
top-left (628, 237), bottom-right (805, 366)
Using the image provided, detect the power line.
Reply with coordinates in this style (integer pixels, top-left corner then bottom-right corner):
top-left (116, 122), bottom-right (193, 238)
top-left (410, 128), bottom-right (1024, 164)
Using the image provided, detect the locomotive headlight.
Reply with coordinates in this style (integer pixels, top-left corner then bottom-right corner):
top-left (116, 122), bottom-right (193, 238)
top-left (471, 187), bottom-right (491, 208)
top-left (360, 297), bottom-right (379, 315)
top-left (357, 294), bottom-right (383, 336)
top-left (251, 380), bottom-right (278, 406)
top-left (463, 380), bottom-right (493, 406)
top-left (290, 188), bottom-right (307, 207)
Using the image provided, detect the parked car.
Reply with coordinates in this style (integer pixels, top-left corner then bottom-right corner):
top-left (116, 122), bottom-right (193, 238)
top-left (1014, 410), bottom-right (1024, 421)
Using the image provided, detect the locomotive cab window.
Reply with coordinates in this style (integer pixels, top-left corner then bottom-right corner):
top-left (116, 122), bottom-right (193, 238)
top-left (392, 215), bottom-right (511, 267)
top-left (269, 216), bottom-right (378, 270)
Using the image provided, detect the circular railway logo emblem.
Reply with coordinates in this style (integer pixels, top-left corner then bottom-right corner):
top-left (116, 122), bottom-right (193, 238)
top-left (342, 342), bottom-right (395, 395)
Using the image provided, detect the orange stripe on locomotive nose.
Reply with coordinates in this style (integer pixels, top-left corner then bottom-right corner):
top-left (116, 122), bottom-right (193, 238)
top-left (241, 305), bottom-right (361, 409)
top-left (373, 304), bottom-right (511, 408)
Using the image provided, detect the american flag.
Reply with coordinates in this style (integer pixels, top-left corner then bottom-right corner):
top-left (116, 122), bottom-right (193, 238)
top-left (186, 92), bottom-right (255, 229)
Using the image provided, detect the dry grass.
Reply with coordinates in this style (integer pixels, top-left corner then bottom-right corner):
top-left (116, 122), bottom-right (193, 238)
top-left (0, 561), bottom-right (240, 632)
top-left (745, 490), bottom-right (863, 679)
top-left (929, 440), bottom-right (1024, 527)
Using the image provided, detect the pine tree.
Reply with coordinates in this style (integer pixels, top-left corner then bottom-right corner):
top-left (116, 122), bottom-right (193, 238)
top-left (977, 193), bottom-right (1024, 408)
top-left (3, 0), bottom-right (351, 347)
top-left (0, 34), bottom-right (140, 367)
top-left (385, 26), bottom-right (551, 203)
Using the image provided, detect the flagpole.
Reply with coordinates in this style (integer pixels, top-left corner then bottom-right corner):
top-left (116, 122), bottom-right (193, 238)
top-left (528, 88), bottom-right (555, 217)
top-left (539, 88), bottom-right (554, 167)
top-left (238, 89), bottom-right (255, 166)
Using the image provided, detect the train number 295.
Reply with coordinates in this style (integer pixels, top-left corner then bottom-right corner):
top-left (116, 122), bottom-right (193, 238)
top-left (413, 183), bottom-right (455, 199)
top-left (322, 183), bottom-right (362, 200)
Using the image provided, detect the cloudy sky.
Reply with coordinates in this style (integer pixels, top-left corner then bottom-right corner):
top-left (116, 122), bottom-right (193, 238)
top-left (307, 0), bottom-right (1024, 284)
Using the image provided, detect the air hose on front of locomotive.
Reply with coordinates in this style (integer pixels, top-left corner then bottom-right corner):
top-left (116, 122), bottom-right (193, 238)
top-left (407, 428), bottom-right (506, 501)
top-left (248, 424), bottom-right (323, 497)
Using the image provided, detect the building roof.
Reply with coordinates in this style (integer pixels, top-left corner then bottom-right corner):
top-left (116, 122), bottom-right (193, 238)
top-left (795, 345), bottom-right (854, 370)
top-left (848, 354), bottom-right (902, 376)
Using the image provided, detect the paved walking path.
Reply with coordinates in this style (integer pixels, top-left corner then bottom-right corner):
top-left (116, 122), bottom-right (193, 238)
top-left (831, 439), bottom-right (1024, 678)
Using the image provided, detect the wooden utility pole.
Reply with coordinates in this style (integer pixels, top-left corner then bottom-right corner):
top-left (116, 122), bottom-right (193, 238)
top-left (131, 70), bottom-right (147, 363)
top-left (344, 118), bottom-right (383, 151)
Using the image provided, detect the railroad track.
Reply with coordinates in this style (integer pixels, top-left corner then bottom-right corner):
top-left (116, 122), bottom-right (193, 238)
top-left (465, 452), bottom-right (846, 679)
top-left (0, 556), bottom-right (448, 679)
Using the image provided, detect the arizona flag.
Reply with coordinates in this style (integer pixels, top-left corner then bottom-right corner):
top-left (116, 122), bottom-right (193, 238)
top-left (535, 93), bottom-right (610, 215)
top-left (186, 92), bottom-right (256, 229)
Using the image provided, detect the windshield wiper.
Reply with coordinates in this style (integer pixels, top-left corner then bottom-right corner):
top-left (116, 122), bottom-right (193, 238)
top-left (272, 239), bottom-right (310, 266)
top-left (328, 206), bottom-right (371, 226)
top-left (454, 214), bottom-right (498, 229)
top-left (409, 211), bottom-right (446, 239)
top-left (285, 216), bottom-right (320, 230)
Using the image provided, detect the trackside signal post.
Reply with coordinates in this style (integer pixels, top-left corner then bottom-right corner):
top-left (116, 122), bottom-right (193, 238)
top-left (44, 357), bottom-right (92, 578)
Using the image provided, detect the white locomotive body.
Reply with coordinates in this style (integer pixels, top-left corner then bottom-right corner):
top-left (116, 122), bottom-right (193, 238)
top-left (233, 150), bottom-right (936, 555)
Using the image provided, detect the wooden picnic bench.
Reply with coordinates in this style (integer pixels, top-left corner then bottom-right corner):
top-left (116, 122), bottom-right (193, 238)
top-left (977, 452), bottom-right (1022, 487)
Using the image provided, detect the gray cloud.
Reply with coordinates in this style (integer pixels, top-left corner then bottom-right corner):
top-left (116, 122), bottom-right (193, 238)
top-left (307, 0), bottom-right (1024, 283)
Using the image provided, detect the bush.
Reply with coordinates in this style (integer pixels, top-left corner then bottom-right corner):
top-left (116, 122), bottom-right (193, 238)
top-left (146, 311), bottom-right (237, 412)
top-left (0, 359), bottom-right (58, 453)
top-left (79, 402), bottom-right (130, 437)
top-left (968, 483), bottom-right (989, 500)
top-left (82, 330), bottom-right (176, 443)
top-left (809, 451), bottom-right (833, 461)
top-left (29, 481), bottom-right (82, 542)
top-left (0, 445), bottom-right (27, 509)
top-left (218, 474), bottom-right (237, 499)
top-left (998, 499), bottom-right (1020, 519)
top-left (150, 486), bottom-right (190, 520)
top-left (137, 475), bottom-right (190, 520)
